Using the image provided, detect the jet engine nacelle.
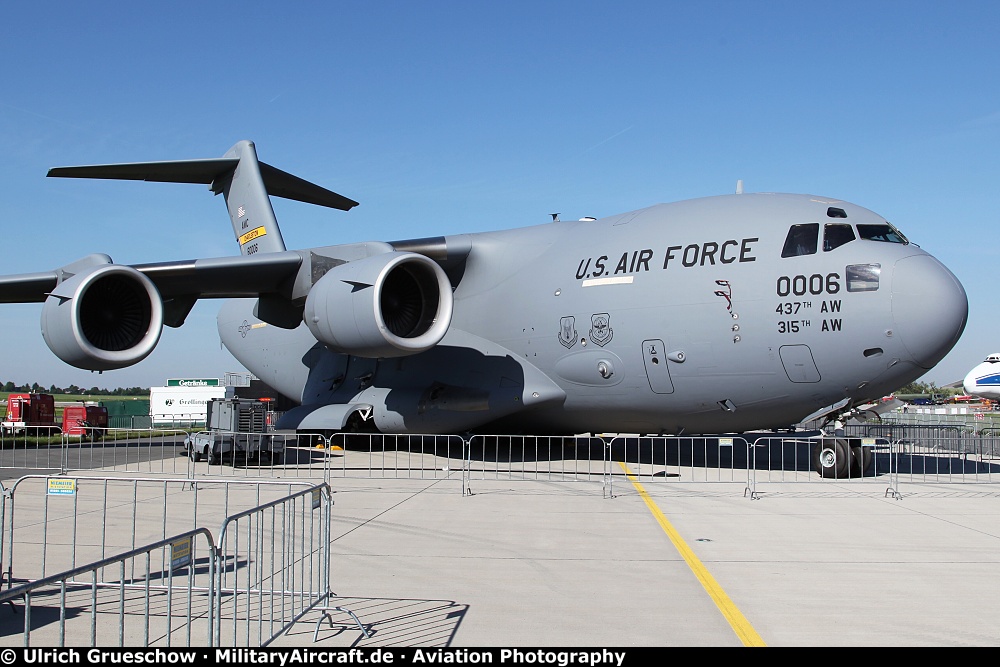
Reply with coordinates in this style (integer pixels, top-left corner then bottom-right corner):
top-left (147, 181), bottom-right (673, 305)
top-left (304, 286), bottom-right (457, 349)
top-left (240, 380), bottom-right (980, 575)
top-left (41, 265), bottom-right (164, 371)
top-left (303, 251), bottom-right (453, 358)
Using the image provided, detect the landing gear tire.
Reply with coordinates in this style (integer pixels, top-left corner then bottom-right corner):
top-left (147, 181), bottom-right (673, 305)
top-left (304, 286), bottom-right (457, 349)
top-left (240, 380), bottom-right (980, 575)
top-left (850, 445), bottom-right (874, 477)
top-left (813, 438), bottom-right (852, 478)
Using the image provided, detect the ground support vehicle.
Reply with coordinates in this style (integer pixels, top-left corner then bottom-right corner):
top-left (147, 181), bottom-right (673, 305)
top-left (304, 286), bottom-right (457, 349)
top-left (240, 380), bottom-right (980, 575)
top-left (2, 393), bottom-right (56, 435)
top-left (184, 398), bottom-right (284, 465)
top-left (61, 405), bottom-right (109, 440)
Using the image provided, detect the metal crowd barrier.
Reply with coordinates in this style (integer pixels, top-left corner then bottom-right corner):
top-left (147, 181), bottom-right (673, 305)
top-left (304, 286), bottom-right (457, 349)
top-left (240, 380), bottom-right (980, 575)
top-left (0, 426), bottom-right (190, 475)
top-left (62, 427), bottom-right (189, 475)
top-left (1, 476), bottom-right (319, 586)
top-left (0, 480), bottom-right (334, 648)
top-left (0, 528), bottom-right (217, 647)
top-left (183, 430), bottom-right (332, 481)
top-left (0, 425), bottom-right (66, 472)
top-left (0, 479), bottom-right (6, 590)
top-left (7, 424), bottom-right (1000, 499)
top-left (326, 433), bottom-right (466, 481)
top-left (214, 483), bottom-right (333, 646)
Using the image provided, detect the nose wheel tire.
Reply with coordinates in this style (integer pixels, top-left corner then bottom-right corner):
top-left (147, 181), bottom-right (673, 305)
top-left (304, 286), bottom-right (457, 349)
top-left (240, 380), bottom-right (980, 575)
top-left (850, 444), bottom-right (874, 476)
top-left (812, 438), bottom-right (852, 478)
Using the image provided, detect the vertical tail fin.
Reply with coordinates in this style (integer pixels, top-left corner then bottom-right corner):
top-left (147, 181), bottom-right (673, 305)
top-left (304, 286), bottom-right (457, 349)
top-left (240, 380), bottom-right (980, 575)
top-left (48, 140), bottom-right (359, 256)
top-left (214, 140), bottom-right (286, 255)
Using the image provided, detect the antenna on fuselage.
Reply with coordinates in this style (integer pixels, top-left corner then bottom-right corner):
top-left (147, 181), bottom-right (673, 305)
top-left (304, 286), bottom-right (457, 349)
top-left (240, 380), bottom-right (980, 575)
top-left (735, 180), bottom-right (744, 194)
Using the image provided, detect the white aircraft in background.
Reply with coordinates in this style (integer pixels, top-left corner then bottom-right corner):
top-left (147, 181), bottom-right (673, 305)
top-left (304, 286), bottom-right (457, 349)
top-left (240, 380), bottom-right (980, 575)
top-left (962, 354), bottom-right (1000, 400)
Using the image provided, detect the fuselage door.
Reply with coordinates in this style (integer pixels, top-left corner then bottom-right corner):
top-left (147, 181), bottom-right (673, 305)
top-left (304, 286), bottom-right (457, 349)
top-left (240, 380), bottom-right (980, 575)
top-left (642, 339), bottom-right (674, 394)
top-left (779, 344), bottom-right (821, 383)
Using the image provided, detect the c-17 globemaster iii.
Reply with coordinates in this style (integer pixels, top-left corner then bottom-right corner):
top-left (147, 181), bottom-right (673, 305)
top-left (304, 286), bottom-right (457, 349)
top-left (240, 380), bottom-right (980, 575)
top-left (0, 141), bottom-right (968, 478)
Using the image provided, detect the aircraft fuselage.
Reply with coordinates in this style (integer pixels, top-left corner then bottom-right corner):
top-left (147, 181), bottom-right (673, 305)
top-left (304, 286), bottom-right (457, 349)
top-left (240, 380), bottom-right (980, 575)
top-left (219, 192), bottom-right (967, 436)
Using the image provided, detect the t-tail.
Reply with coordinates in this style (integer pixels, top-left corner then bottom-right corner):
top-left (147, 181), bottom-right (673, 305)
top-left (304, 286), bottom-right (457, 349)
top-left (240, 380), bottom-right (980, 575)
top-left (47, 139), bottom-right (359, 256)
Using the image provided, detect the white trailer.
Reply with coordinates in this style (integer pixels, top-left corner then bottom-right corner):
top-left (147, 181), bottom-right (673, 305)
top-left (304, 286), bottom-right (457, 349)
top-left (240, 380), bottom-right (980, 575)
top-left (149, 385), bottom-right (226, 427)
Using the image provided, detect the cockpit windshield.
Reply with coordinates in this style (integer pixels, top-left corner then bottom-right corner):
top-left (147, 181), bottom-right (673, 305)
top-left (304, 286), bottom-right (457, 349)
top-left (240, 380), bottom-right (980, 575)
top-left (857, 223), bottom-right (909, 244)
top-left (823, 223), bottom-right (855, 252)
top-left (781, 223), bottom-right (818, 258)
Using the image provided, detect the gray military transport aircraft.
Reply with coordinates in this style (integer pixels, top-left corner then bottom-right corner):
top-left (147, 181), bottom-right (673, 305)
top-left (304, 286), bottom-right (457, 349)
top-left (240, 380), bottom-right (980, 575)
top-left (0, 141), bottom-right (968, 477)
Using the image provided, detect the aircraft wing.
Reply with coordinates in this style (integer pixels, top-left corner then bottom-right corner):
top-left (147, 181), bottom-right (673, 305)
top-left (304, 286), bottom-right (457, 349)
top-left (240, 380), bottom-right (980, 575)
top-left (4, 140), bottom-right (467, 375)
top-left (0, 251), bottom-right (303, 304)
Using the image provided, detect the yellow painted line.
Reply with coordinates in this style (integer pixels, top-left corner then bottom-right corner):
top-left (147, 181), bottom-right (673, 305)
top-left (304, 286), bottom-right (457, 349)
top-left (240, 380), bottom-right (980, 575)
top-left (619, 461), bottom-right (766, 647)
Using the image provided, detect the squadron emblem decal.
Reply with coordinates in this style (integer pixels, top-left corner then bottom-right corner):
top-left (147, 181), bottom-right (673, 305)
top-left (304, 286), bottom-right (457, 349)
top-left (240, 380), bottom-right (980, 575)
top-left (558, 316), bottom-right (578, 349)
top-left (590, 313), bottom-right (613, 347)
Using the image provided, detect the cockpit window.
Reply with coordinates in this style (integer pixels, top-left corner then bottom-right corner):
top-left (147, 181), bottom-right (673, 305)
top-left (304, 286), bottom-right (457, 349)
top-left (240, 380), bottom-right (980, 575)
top-left (781, 223), bottom-right (819, 258)
top-left (823, 223), bottom-right (855, 252)
top-left (847, 264), bottom-right (881, 292)
top-left (857, 223), bottom-right (909, 244)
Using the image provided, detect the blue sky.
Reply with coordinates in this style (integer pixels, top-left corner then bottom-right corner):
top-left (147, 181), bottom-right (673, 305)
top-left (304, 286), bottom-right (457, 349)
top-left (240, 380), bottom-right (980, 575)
top-left (1, 1), bottom-right (997, 390)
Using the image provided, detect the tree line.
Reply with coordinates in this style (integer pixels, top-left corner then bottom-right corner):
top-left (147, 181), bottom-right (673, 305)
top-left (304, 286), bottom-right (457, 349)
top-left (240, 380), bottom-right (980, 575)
top-left (2, 382), bottom-right (148, 396)
top-left (893, 380), bottom-right (960, 397)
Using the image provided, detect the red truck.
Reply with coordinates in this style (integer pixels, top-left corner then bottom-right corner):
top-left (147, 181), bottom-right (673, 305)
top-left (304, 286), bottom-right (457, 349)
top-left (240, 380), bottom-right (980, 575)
top-left (2, 393), bottom-right (56, 435)
top-left (61, 405), bottom-right (109, 439)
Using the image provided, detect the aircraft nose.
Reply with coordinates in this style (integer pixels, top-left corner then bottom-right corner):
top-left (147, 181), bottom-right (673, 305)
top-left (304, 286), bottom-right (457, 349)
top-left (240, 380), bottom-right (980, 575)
top-left (891, 254), bottom-right (968, 370)
top-left (962, 370), bottom-right (977, 396)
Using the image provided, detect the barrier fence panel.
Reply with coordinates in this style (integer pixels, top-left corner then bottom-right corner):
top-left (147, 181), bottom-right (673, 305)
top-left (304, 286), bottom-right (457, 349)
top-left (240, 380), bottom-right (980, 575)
top-left (745, 436), bottom-right (892, 480)
top-left (327, 433), bottom-right (466, 482)
top-left (1, 481), bottom-right (332, 647)
top-left (2, 427), bottom-right (337, 480)
top-left (607, 436), bottom-right (753, 490)
top-left (2, 476), bottom-right (318, 587)
top-left (183, 430), bottom-right (331, 481)
top-left (0, 480), bottom-right (5, 590)
top-left (884, 436), bottom-right (1000, 485)
top-left (214, 483), bottom-right (333, 647)
top-left (0, 426), bottom-right (65, 472)
top-left (61, 428), bottom-right (190, 475)
top-left (465, 436), bottom-right (607, 491)
top-left (883, 411), bottom-right (1000, 432)
top-left (0, 528), bottom-right (217, 647)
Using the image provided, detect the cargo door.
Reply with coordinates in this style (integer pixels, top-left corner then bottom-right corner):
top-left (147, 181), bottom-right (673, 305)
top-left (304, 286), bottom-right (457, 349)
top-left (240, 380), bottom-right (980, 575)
top-left (642, 339), bottom-right (675, 394)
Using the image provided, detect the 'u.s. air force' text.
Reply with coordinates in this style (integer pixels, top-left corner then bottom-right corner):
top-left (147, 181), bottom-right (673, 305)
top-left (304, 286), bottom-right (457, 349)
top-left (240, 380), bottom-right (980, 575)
top-left (575, 238), bottom-right (758, 280)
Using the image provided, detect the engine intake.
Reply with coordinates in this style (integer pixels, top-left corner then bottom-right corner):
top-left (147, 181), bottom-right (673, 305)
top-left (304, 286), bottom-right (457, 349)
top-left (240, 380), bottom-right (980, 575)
top-left (304, 251), bottom-right (453, 357)
top-left (41, 265), bottom-right (164, 371)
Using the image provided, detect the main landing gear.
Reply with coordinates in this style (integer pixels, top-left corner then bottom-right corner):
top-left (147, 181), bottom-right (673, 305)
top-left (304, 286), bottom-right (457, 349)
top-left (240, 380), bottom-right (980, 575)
top-left (811, 438), bottom-right (873, 478)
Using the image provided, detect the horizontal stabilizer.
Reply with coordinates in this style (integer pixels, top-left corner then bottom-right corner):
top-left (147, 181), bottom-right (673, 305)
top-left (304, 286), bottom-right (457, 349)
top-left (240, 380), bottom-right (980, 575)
top-left (48, 158), bottom-right (358, 211)
top-left (48, 140), bottom-right (359, 257)
top-left (259, 163), bottom-right (358, 211)
top-left (47, 159), bottom-right (238, 185)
